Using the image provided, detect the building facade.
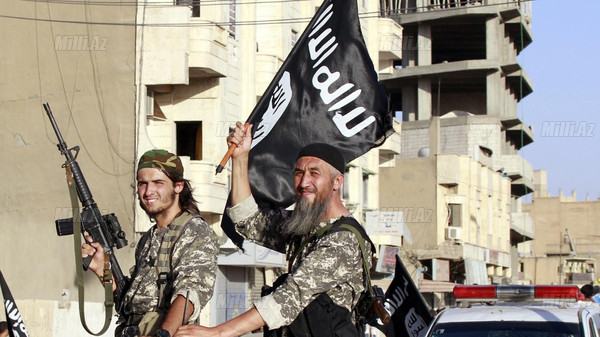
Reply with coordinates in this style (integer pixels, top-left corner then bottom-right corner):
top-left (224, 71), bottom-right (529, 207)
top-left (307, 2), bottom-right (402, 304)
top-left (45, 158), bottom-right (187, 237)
top-left (376, 0), bottom-right (535, 306)
top-left (520, 170), bottom-right (600, 286)
top-left (1, 0), bottom-right (137, 336)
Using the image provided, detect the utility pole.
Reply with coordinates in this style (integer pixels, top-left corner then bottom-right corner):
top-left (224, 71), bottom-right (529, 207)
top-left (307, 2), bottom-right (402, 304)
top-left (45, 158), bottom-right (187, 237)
top-left (559, 230), bottom-right (563, 285)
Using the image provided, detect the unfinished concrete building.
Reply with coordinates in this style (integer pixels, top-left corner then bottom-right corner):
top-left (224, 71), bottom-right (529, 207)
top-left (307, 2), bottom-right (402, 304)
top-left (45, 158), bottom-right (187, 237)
top-left (379, 0), bottom-right (535, 301)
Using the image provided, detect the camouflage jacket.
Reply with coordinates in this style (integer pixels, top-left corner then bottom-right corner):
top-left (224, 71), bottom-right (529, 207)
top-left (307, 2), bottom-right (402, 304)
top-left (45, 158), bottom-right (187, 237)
top-left (227, 196), bottom-right (372, 330)
top-left (122, 215), bottom-right (218, 322)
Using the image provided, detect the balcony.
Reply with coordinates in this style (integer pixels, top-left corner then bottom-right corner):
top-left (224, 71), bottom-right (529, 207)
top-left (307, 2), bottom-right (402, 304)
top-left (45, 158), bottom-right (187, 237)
top-left (510, 212), bottom-right (534, 243)
top-left (255, 54), bottom-right (284, 96)
top-left (501, 64), bottom-right (534, 101)
top-left (140, 6), bottom-right (191, 85)
top-left (381, 59), bottom-right (497, 87)
top-left (189, 21), bottom-right (229, 78)
top-left (378, 18), bottom-right (402, 62)
top-left (501, 117), bottom-right (534, 149)
top-left (180, 157), bottom-right (229, 215)
top-left (394, 0), bottom-right (531, 38)
top-left (379, 120), bottom-right (401, 167)
top-left (501, 154), bottom-right (533, 196)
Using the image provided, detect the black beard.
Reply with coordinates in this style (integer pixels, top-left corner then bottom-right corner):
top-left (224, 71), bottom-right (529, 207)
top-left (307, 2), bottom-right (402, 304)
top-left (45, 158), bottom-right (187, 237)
top-left (281, 190), bottom-right (333, 238)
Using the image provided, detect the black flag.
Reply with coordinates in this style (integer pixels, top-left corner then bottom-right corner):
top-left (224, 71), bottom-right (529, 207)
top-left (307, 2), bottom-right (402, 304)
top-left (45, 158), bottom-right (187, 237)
top-left (1, 270), bottom-right (29, 337)
top-left (373, 255), bottom-right (434, 337)
top-left (222, 0), bottom-right (394, 246)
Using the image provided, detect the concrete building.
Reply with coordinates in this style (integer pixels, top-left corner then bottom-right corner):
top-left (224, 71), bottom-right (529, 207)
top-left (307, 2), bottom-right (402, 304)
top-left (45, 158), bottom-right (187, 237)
top-left (376, 0), bottom-right (535, 304)
top-left (1, 1), bottom-right (137, 336)
top-left (520, 170), bottom-right (600, 286)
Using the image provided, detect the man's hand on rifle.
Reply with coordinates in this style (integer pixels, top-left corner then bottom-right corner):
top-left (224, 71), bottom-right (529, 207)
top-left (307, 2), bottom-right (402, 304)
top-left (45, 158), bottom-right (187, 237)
top-left (82, 236), bottom-right (107, 280)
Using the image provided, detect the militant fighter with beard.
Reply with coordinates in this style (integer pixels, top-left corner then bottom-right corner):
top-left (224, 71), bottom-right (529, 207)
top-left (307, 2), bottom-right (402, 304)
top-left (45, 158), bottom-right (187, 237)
top-left (175, 123), bottom-right (373, 337)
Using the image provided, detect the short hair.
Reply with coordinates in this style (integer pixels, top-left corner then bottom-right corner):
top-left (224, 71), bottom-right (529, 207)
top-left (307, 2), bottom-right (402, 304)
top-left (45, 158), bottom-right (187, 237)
top-left (0, 321), bottom-right (7, 333)
top-left (581, 284), bottom-right (594, 298)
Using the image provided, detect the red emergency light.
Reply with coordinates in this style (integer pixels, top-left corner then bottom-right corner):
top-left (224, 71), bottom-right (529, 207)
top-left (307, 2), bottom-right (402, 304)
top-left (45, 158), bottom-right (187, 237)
top-left (453, 285), bottom-right (580, 302)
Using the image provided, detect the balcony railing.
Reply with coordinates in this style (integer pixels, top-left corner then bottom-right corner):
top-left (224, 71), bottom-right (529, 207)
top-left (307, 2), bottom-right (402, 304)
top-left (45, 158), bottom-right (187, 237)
top-left (392, 0), bottom-right (530, 18)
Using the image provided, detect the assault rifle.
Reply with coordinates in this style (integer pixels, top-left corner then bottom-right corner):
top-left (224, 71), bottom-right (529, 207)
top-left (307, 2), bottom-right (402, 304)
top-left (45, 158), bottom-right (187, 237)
top-left (44, 103), bottom-right (129, 314)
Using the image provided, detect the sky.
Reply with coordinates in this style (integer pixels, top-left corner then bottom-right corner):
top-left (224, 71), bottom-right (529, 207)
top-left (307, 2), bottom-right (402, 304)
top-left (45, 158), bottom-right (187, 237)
top-left (519, 0), bottom-right (600, 202)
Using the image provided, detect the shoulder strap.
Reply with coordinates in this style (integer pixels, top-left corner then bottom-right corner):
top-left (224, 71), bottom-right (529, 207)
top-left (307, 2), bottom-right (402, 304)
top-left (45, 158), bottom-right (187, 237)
top-left (288, 222), bottom-right (336, 269)
top-left (329, 217), bottom-right (375, 254)
top-left (288, 217), bottom-right (375, 295)
top-left (330, 218), bottom-right (375, 295)
top-left (156, 212), bottom-right (194, 310)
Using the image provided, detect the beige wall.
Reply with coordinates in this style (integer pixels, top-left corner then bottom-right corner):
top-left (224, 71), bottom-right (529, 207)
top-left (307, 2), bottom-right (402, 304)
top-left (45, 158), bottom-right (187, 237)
top-left (522, 187), bottom-right (600, 284)
top-left (0, 0), bottom-right (136, 335)
top-left (380, 156), bottom-right (439, 249)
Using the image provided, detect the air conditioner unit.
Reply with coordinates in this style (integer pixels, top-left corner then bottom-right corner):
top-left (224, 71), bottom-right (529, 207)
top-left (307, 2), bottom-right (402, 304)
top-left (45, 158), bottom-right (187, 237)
top-left (445, 227), bottom-right (461, 240)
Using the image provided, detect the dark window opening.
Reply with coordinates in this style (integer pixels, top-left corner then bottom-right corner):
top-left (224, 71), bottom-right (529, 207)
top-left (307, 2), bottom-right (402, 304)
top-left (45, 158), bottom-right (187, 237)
top-left (175, 0), bottom-right (200, 18)
top-left (432, 23), bottom-right (486, 64)
top-left (176, 121), bottom-right (203, 160)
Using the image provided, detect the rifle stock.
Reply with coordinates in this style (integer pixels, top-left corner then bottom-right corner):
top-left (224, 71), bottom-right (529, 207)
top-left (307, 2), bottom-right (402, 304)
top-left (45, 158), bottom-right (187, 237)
top-left (44, 102), bottom-right (129, 312)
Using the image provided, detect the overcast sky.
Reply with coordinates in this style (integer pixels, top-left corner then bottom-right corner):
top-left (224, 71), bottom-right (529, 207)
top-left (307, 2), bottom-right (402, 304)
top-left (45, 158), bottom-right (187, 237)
top-left (520, 0), bottom-right (600, 202)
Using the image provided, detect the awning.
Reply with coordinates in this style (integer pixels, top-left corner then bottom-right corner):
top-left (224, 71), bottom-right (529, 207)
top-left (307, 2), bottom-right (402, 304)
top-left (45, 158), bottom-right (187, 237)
top-left (218, 239), bottom-right (286, 268)
top-left (418, 279), bottom-right (456, 293)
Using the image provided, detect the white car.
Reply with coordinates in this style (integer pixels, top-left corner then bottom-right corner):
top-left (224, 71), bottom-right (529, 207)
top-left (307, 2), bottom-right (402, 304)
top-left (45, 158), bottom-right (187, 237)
top-left (425, 285), bottom-right (600, 337)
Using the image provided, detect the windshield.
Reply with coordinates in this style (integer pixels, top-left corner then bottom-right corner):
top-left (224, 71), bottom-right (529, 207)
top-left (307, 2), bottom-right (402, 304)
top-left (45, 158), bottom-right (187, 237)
top-left (428, 321), bottom-right (580, 337)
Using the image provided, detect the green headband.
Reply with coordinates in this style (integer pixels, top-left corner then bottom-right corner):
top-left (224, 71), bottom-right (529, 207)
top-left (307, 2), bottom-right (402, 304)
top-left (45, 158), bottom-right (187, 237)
top-left (138, 149), bottom-right (184, 180)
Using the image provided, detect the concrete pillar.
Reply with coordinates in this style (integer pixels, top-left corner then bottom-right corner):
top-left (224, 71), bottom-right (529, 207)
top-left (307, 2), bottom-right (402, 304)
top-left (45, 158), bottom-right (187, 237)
top-left (533, 170), bottom-right (548, 198)
top-left (417, 23), bottom-right (431, 66)
top-left (418, 78), bottom-right (432, 120)
top-left (403, 85), bottom-right (417, 121)
top-left (486, 17), bottom-right (500, 61)
top-left (402, 31), bottom-right (417, 67)
top-left (485, 16), bottom-right (502, 117)
top-left (486, 71), bottom-right (500, 117)
top-left (429, 116), bottom-right (440, 156)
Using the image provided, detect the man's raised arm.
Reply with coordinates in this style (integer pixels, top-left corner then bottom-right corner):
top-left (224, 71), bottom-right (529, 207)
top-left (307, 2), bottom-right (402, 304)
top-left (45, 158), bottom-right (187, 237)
top-left (227, 122), bottom-right (253, 206)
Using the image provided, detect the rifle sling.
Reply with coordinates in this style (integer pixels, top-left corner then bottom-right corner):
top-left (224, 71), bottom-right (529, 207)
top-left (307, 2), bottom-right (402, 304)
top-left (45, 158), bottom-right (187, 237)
top-left (67, 165), bottom-right (113, 336)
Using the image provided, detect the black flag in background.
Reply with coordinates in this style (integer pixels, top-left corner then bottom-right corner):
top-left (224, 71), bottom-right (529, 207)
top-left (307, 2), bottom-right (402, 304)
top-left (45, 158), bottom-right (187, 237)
top-left (373, 255), bottom-right (434, 337)
top-left (1, 270), bottom-right (29, 337)
top-left (222, 0), bottom-right (394, 247)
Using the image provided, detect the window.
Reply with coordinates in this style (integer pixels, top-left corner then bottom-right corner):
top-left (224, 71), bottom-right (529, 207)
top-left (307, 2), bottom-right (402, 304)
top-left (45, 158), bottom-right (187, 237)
top-left (342, 167), bottom-right (350, 200)
top-left (228, 0), bottom-right (236, 38)
top-left (362, 172), bottom-right (369, 207)
top-left (429, 321), bottom-right (579, 337)
top-left (291, 30), bottom-right (298, 49)
top-left (175, 0), bottom-right (200, 18)
top-left (176, 121), bottom-right (203, 160)
top-left (448, 203), bottom-right (461, 227)
top-left (191, 0), bottom-right (200, 17)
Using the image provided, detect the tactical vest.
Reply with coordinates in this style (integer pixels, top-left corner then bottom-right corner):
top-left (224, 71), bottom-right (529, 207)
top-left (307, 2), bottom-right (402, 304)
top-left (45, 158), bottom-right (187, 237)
top-left (263, 217), bottom-right (375, 337)
top-left (117, 213), bottom-right (197, 337)
top-left (123, 212), bottom-right (194, 318)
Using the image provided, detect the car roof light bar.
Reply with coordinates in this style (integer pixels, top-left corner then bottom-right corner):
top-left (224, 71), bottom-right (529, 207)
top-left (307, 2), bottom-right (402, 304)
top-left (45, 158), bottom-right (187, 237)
top-left (454, 285), bottom-right (580, 302)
